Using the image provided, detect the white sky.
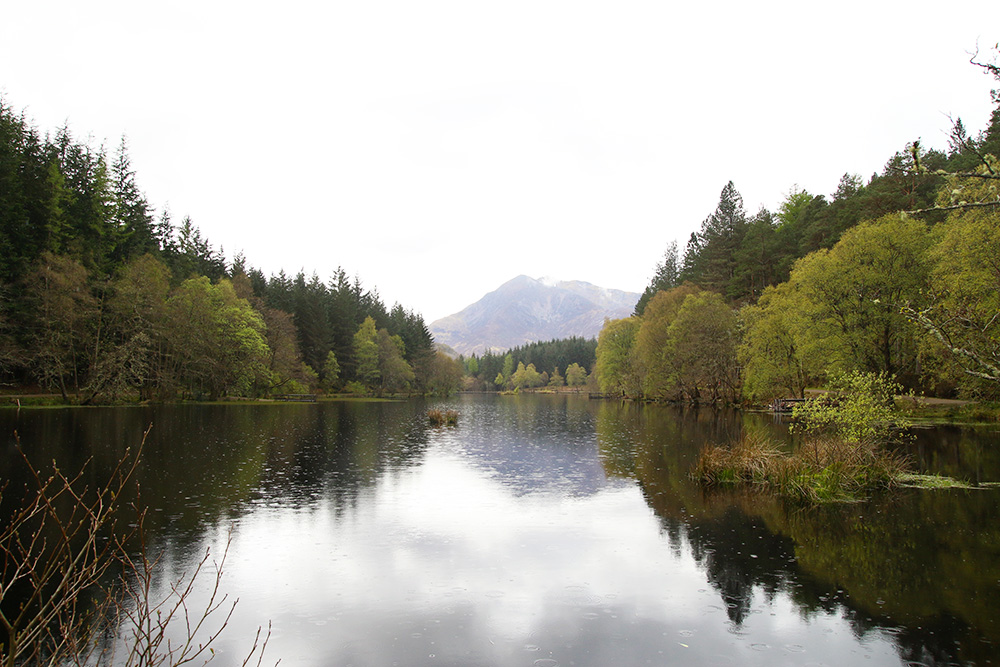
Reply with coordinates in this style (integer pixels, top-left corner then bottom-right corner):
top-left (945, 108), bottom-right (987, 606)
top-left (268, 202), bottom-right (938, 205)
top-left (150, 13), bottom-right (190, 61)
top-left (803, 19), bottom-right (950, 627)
top-left (3, 1), bottom-right (998, 322)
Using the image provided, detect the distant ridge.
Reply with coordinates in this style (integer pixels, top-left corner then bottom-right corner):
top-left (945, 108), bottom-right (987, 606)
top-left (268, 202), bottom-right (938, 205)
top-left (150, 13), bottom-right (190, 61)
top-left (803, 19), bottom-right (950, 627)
top-left (430, 275), bottom-right (639, 356)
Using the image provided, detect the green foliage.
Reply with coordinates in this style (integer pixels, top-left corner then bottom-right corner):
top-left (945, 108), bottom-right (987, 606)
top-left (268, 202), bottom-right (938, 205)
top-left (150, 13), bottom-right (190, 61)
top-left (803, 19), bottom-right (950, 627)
top-left (352, 316), bottom-right (381, 390)
top-left (904, 171), bottom-right (1000, 395)
top-left (635, 240), bottom-right (680, 316)
top-left (322, 351), bottom-right (341, 391)
top-left (635, 284), bottom-right (702, 400)
top-left (377, 329), bottom-right (414, 393)
top-left (165, 277), bottom-right (270, 399)
top-left (781, 213), bottom-right (931, 380)
top-left (422, 351), bottom-right (464, 396)
top-left (26, 252), bottom-right (96, 399)
top-left (343, 380), bottom-right (368, 395)
top-left (624, 285), bottom-right (741, 403)
top-left (792, 371), bottom-right (912, 443)
top-left (564, 362), bottom-right (588, 387)
top-left (595, 317), bottom-right (641, 396)
top-left (776, 185), bottom-right (814, 228)
top-left (679, 181), bottom-right (748, 298)
top-left (738, 281), bottom-right (815, 402)
top-left (467, 338), bottom-right (596, 391)
top-left (664, 291), bottom-right (740, 403)
top-left (0, 98), bottom-right (437, 402)
top-left (510, 362), bottom-right (544, 390)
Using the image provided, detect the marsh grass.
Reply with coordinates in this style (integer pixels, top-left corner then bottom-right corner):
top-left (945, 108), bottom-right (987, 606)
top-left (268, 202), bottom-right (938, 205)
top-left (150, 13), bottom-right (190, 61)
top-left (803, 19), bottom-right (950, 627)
top-left (427, 409), bottom-right (459, 427)
top-left (694, 434), bottom-right (912, 503)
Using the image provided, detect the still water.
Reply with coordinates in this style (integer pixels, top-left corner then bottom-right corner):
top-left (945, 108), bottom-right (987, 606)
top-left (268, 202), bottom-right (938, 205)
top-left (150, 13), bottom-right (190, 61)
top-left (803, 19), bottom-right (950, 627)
top-left (3, 394), bottom-right (1000, 666)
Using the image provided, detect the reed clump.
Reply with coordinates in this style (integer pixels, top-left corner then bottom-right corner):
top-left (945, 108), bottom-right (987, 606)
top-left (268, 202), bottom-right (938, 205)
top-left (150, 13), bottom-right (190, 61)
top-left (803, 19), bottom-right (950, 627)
top-left (694, 433), bottom-right (911, 503)
top-left (427, 409), bottom-right (459, 426)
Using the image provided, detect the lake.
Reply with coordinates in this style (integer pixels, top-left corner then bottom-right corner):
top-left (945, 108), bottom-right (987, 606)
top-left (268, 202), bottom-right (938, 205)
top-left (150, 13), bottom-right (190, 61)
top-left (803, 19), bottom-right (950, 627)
top-left (2, 394), bottom-right (1000, 666)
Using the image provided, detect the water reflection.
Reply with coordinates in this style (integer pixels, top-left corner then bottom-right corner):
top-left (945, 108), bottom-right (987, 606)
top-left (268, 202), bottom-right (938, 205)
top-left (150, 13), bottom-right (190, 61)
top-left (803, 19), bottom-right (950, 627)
top-left (2, 396), bottom-right (999, 666)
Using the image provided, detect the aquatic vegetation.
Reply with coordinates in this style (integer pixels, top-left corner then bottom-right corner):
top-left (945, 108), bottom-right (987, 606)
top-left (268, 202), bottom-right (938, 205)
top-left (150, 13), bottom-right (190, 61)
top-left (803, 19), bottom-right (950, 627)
top-left (427, 409), bottom-right (459, 426)
top-left (694, 434), bottom-right (911, 503)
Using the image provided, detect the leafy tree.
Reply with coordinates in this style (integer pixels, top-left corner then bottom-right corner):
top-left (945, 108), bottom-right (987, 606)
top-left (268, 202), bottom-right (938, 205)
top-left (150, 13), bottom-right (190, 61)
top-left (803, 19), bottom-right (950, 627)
top-left (511, 361), bottom-right (543, 390)
top-left (423, 351), bottom-right (464, 396)
top-left (664, 291), bottom-right (740, 403)
top-left (776, 185), bottom-right (814, 228)
top-left (500, 353), bottom-right (514, 389)
top-left (634, 284), bottom-right (702, 400)
top-left (164, 277), bottom-right (270, 399)
top-left (785, 213), bottom-right (931, 382)
top-left (322, 350), bottom-right (341, 391)
top-left (565, 362), bottom-right (588, 387)
top-left (259, 305), bottom-right (306, 393)
top-left (91, 253), bottom-right (171, 402)
top-left (377, 328), bottom-right (415, 394)
top-left (548, 367), bottom-right (565, 387)
top-left (906, 177), bottom-right (1000, 394)
top-left (26, 252), bottom-right (96, 400)
top-left (739, 281), bottom-right (816, 402)
top-left (793, 371), bottom-right (911, 443)
top-left (352, 316), bottom-right (380, 390)
top-left (595, 317), bottom-right (641, 396)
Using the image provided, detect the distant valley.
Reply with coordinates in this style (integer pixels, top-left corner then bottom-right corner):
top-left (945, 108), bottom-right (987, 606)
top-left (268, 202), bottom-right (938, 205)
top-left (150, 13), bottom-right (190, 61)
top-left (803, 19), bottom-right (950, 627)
top-left (430, 275), bottom-right (639, 356)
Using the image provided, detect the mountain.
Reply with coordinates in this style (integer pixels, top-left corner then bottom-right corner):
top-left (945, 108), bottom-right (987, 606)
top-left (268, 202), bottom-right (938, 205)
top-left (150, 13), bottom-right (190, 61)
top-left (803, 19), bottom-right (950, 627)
top-left (430, 275), bottom-right (640, 356)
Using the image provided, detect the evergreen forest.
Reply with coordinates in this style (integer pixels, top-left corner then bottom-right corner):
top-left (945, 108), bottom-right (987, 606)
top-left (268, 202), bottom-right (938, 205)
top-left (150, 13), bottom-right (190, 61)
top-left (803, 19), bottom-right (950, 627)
top-left (462, 337), bottom-right (597, 391)
top-left (598, 48), bottom-right (1000, 404)
top-left (0, 100), bottom-right (463, 402)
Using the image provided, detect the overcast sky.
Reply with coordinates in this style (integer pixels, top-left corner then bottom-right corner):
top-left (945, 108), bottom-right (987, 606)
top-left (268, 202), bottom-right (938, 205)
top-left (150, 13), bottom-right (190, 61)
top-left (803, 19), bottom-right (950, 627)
top-left (3, 1), bottom-right (998, 322)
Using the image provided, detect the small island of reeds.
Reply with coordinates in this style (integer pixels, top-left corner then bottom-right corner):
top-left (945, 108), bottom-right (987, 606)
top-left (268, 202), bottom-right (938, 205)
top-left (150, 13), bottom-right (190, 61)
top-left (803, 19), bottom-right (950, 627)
top-left (427, 409), bottom-right (459, 426)
top-left (694, 372), bottom-right (966, 503)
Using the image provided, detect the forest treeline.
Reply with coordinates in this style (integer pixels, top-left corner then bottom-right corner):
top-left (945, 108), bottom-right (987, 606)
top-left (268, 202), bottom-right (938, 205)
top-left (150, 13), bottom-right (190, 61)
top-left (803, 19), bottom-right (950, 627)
top-left (461, 336), bottom-right (597, 391)
top-left (598, 49), bottom-right (1000, 404)
top-left (0, 99), bottom-right (462, 402)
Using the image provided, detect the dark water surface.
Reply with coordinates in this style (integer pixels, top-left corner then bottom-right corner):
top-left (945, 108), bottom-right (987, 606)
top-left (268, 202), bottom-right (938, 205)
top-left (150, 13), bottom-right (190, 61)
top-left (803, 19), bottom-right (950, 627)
top-left (3, 395), bottom-right (1000, 666)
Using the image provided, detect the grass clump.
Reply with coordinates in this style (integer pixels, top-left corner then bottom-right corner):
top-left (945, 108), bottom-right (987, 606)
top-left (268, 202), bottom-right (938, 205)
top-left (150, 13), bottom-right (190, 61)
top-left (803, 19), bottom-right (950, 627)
top-left (694, 434), bottom-right (911, 503)
top-left (427, 409), bottom-right (458, 426)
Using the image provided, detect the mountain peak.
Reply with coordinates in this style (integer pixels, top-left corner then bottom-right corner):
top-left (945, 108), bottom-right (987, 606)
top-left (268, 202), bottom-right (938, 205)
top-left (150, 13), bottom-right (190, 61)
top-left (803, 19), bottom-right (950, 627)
top-left (430, 276), bottom-right (639, 356)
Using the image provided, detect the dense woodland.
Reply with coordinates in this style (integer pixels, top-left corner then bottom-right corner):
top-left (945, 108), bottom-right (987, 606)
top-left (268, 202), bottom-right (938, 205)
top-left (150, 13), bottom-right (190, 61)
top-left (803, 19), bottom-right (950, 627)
top-left (461, 337), bottom-right (597, 391)
top-left (598, 48), bottom-right (1000, 404)
top-left (0, 100), bottom-right (463, 402)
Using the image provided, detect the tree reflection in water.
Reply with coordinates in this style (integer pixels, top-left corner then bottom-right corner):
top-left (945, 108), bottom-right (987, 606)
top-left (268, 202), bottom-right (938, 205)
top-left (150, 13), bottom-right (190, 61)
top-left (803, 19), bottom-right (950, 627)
top-left (599, 400), bottom-right (1000, 664)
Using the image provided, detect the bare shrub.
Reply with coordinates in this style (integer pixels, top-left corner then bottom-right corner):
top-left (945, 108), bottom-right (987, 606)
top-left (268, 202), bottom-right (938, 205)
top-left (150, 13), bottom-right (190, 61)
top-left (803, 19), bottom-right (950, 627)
top-left (0, 429), bottom-right (271, 666)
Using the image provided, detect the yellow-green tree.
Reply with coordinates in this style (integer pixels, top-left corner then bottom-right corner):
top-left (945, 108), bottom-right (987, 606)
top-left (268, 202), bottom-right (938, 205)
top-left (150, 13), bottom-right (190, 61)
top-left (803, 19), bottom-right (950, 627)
top-left (27, 252), bottom-right (96, 400)
top-left (784, 213), bottom-right (931, 381)
top-left (423, 350), bottom-right (464, 396)
top-left (739, 281), bottom-right (817, 401)
top-left (511, 361), bottom-right (544, 390)
top-left (664, 291), bottom-right (740, 403)
top-left (88, 253), bottom-right (171, 402)
top-left (565, 362), bottom-right (588, 387)
top-left (377, 328), bottom-right (414, 394)
top-left (595, 317), bottom-right (641, 396)
top-left (911, 172), bottom-right (1000, 393)
top-left (353, 316), bottom-right (380, 390)
top-left (164, 277), bottom-right (270, 399)
top-left (634, 284), bottom-right (702, 400)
